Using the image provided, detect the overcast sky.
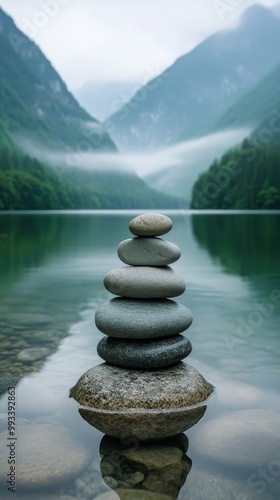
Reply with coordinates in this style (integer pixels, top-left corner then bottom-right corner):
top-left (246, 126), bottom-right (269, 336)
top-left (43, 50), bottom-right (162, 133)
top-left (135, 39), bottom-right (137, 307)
top-left (1, 0), bottom-right (278, 90)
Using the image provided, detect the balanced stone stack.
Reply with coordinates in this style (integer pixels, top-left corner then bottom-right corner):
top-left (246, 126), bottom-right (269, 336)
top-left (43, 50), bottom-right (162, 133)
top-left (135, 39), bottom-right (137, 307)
top-left (70, 213), bottom-right (214, 441)
top-left (96, 213), bottom-right (193, 370)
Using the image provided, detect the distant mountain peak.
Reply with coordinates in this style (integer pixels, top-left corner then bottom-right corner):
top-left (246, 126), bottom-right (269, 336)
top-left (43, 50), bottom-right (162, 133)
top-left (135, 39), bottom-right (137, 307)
top-left (106, 1), bottom-right (280, 151)
top-left (241, 3), bottom-right (276, 24)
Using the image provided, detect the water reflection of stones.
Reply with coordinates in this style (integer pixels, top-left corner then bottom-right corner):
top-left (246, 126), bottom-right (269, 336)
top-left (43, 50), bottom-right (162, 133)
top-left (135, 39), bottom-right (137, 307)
top-left (98, 434), bottom-right (192, 500)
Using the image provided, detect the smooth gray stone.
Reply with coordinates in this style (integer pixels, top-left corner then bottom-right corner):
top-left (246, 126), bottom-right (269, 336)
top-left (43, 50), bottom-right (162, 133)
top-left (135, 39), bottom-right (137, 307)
top-left (129, 213), bottom-right (173, 237)
top-left (95, 298), bottom-right (193, 339)
top-left (104, 266), bottom-right (186, 298)
top-left (117, 237), bottom-right (181, 266)
top-left (97, 335), bottom-right (192, 369)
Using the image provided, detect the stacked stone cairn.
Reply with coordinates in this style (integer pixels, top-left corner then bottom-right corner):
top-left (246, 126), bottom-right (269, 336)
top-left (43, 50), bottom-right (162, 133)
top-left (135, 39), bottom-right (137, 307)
top-left (96, 213), bottom-right (193, 369)
top-left (70, 213), bottom-right (214, 441)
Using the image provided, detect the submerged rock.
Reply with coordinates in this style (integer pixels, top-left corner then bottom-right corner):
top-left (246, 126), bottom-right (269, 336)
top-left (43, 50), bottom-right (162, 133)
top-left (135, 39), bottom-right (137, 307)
top-left (2, 313), bottom-right (54, 327)
top-left (17, 347), bottom-right (51, 362)
top-left (0, 424), bottom-right (92, 489)
top-left (192, 409), bottom-right (280, 468)
top-left (185, 467), bottom-right (276, 500)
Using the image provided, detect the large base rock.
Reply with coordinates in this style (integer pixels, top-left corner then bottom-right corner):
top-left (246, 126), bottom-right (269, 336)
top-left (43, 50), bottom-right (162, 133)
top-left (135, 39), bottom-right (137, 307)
top-left (70, 362), bottom-right (214, 440)
top-left (79, 405), bottom-right (207, 441)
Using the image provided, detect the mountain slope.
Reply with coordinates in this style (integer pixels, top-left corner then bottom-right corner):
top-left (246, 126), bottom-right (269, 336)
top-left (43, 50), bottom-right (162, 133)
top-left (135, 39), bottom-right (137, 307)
top-left (0, 7), bottom-right (116, 152)
top-left (273, 3), bottom-right (280, 17)
top-left (0, 7), bottom-right (185, 209)
top-left (190, 113), bottom-right (280, 210)
top-left (214, 63), bottom-right (280, 131)
top-left (105, 4), bottom-right (280, 151)
top-left (145, 128), bottom-right (250, 205)
top-left (0, 118), bottom-right (182, 210)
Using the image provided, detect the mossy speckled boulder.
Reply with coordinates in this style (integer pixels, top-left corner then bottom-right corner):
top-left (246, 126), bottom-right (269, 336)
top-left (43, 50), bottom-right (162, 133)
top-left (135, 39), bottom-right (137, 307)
top-left (70, 362), bottom-right (213, 441)
top-left (70, 362), bottom-right (213, 411)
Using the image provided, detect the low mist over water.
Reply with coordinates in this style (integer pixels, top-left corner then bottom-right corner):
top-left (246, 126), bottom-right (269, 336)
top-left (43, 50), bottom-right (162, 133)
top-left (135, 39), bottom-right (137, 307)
top-left (17, 128), bottom-right (250, 183)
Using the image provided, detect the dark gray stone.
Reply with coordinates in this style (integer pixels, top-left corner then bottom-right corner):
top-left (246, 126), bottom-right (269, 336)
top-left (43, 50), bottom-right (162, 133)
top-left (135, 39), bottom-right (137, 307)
top-left (117, 237), bottom-right (181, 266)
top-left (104, 266), bottom-right (186, 298)
top-left (95, 298), bottom-right (193, 339)
top-left (129, 213), bottom-right (173, 237)
top-left (97, 335), bottom-right (192, 369)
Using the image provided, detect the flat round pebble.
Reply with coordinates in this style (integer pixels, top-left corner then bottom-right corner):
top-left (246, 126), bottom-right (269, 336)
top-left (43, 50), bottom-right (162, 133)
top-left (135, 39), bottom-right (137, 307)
top-left (95, 298), bottom-right (193, 339)
top-left (192, 409), bottom-right (280, 468)
top-left (104, 266), bottom-right (186, 299)
top-left (129, 213), bottom-right (173, 237)
top-left (117, 237), bottom-right (181, 266)
top-left (97, 335), bottom-right (192, 369)
top-left (0, 424), bottom-right (92, 489)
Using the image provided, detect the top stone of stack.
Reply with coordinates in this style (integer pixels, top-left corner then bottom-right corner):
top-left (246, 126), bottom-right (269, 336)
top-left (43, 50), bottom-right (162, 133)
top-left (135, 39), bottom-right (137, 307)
top-left (129, 213), bottom-right (173, 237)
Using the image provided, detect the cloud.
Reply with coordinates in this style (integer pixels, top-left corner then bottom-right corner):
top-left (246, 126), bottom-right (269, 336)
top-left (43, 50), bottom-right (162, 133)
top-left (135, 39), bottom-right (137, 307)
top-left (1, 0), bottom-right (278, 88)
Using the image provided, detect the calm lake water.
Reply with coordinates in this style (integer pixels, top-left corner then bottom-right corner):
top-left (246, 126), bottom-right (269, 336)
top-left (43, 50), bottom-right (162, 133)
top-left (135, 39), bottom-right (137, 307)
top-left (0, 211), bottom-right (279, 499)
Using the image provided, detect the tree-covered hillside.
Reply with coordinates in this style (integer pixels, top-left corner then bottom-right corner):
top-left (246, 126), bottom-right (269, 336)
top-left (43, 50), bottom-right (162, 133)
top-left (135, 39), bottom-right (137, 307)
top-left (190, 139), bottom-right (280, 210)
top-left (215, 63), bottom-right (280, 131)
top-left (0, 7), bottom-right (184, 210)
top-left (0, 120), bottom-right (181, 210)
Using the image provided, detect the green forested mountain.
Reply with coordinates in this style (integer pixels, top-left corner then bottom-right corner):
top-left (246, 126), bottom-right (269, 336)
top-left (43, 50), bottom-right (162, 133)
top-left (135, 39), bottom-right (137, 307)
top-left (0, 8), bottom-right (115, 151)
top-left (0, 119), bottom-right (181, 210)
top-left (215, 63), bottom-right (280, 131)
top-left (190, 114), bottom-right (280, 210)
top-left (0, 8), bottom-right (182, 209)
